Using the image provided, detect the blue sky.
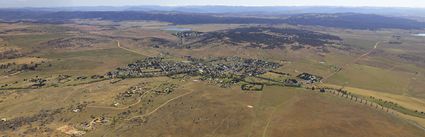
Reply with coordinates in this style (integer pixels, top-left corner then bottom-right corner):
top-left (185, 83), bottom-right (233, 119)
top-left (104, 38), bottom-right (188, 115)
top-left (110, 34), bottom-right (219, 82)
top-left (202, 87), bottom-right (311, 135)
top-left (2, 0), bottom-right (425, 8)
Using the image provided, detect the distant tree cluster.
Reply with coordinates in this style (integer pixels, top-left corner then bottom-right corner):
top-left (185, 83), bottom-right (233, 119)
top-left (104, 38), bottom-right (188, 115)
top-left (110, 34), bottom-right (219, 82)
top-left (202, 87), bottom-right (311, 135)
top-left (285, 13), bottom-right (425, 30)
top-left (0, 49), bottom-right (22, 59)
top-left (1, 11), bottom-right (423, 30)
top-left (0, 108), bottom-right (63, 131)
top-left (398, 54), bottom-right (425, 64)
top-left (0, 60), bottom-right (48, 73)
top-left (135, 37), bottom-right (177, 48)
top-left (196, 27), bottom-right (341, 49)
top-left (44, 37), bottom-right (108, 48)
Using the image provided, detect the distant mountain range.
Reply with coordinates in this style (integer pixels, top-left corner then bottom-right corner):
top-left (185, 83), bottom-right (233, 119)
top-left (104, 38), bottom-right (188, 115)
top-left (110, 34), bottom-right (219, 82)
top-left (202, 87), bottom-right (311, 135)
top-left (0, 6), bottom-right (424, 30)
top-left (5, 6), bottom-right (425, 16)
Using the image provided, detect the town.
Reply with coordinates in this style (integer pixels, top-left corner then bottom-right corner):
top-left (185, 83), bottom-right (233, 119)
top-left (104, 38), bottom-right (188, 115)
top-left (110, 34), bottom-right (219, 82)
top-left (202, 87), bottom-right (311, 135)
top-left (107, 56), bottom-right (281, 85)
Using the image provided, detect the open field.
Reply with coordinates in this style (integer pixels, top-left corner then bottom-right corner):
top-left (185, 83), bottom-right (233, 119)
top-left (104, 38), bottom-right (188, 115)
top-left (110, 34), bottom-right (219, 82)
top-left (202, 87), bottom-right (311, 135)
top-left (86, 82), bottom-right (425, 137)
top-left (0, 20), bottom-right (424, 137)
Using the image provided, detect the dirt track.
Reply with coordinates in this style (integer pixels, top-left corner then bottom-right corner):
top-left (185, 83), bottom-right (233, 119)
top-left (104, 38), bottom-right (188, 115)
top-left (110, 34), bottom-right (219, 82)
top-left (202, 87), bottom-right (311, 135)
top-left (126, 89), bottom-right (195, 120)
top-left (322, 41), bottom-right (381, 82)
top-left (116, 40), bottom-right (155, 57)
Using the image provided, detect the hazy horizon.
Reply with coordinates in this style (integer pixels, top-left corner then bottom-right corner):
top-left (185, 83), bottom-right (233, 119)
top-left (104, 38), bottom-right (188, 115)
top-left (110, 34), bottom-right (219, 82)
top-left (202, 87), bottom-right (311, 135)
top-left (2, 0), bottom-right (425, 8)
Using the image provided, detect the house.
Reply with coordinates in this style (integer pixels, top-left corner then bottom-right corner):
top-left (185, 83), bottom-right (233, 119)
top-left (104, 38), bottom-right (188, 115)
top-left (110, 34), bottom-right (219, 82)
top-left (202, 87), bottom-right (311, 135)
top-left (241, 83), bottom-right (264, 91)
top-left (284, 79), bottom-right (301, 87)
top-left (297, 73), bottom-right (322, 83)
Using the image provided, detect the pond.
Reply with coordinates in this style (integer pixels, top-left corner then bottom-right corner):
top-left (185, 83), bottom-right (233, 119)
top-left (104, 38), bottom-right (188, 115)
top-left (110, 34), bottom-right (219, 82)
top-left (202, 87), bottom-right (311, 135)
top-left (413, 33), bottom-right (425, 37)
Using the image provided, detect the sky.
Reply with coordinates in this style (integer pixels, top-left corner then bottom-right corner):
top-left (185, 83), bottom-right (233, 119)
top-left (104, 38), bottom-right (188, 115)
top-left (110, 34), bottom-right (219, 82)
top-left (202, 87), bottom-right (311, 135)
top-left (1, 0), bottom-right (425, 8)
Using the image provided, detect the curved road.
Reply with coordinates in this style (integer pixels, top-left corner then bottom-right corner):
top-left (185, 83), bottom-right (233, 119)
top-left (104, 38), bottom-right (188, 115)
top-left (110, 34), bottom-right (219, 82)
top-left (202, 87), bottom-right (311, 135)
top-left (126, 89), bottom-right (194, 120)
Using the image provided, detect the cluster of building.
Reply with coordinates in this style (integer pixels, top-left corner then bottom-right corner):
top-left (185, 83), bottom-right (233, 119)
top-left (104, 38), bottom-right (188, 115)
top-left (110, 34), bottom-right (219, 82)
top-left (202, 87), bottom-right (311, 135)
top-left (30, 78), bottom-right (47, 87)
top-left (297, 73), bottom-right (322, 83)
top-left (283, 79), bottom-right (301, 87)
top-left (107, 57), bottom-right (198, 78)
top-left (107, 56), bottom-right (281, 82)
top-left (114, 85), bottom-right (147, 104)
top-left (174, 31), bottom-right (203, 38)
